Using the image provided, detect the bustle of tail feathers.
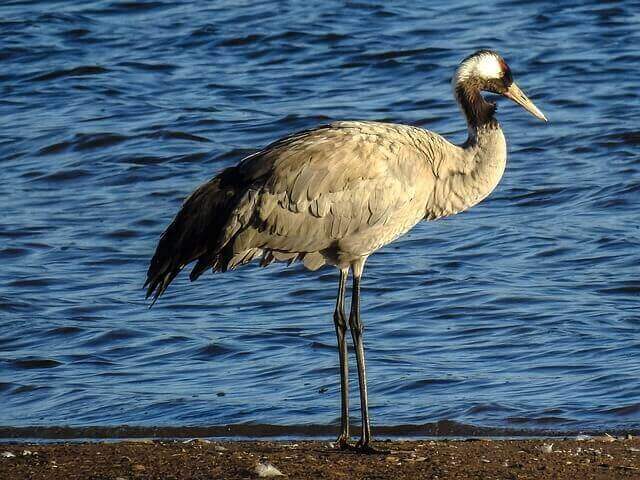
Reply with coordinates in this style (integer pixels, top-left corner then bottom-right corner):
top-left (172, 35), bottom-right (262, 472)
top-left (144, 166), bottom-right (244, 306)
top-left (144, 126), bottom-right (337, 305)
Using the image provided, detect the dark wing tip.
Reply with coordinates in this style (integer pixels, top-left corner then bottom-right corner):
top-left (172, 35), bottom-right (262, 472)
top-left (144, 264), bottom-right (182, 307)
top-left (143, 165), bottom-right (246, 308)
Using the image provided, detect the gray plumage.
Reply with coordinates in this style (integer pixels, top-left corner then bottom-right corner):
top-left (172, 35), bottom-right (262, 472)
top-left (145, 50), bottom-right (546, 452)
top-left (145, 120), bottom-right (505, 295)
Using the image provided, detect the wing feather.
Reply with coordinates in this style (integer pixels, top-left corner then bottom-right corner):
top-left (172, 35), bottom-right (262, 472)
top-left (147, 121), bottom-right (452, 303)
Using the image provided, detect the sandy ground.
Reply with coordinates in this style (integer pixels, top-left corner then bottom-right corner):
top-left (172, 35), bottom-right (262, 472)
top-left (2, 437), bottom-right (640, 479)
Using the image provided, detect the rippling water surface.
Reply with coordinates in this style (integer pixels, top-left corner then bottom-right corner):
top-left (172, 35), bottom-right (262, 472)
top-left (1, 1), bottom-right (639, 434)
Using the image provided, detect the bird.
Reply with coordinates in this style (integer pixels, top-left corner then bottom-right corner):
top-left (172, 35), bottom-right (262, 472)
top-left (145, 49), bottom-right (546, 453)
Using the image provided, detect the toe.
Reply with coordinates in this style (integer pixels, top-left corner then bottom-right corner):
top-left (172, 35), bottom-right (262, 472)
top-left (354, 441), bottom-right (388, 455)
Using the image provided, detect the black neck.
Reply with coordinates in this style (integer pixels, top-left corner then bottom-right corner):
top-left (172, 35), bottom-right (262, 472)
top-left (455, 82), bottom-right (498, 131)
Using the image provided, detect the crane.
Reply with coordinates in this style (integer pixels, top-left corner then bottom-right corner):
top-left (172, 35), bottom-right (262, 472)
top-left (145, 50), bottom-right (547, 453)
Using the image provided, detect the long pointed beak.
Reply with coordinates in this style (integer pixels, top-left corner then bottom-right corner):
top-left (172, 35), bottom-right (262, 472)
top-left (503, 82), bottom-right (547, 122)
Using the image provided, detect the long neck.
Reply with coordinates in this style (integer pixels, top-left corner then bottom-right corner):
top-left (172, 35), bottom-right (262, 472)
top-left (454, 81), bottom-right (498, 137)
top-left (423, 85), bottom-right (507, 220)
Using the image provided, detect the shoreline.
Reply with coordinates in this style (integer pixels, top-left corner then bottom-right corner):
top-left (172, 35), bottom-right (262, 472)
top-left (2, 438), bottom-right (640, 479)
top-left (2, 420), bottom-right (639, 441)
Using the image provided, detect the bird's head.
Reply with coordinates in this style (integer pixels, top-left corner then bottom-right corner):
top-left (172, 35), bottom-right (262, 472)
top-left (453, 50), bottom-right (547, 122)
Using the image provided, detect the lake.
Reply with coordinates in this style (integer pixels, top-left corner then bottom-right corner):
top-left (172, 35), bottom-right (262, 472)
top-left (1, 0), bottom-right (639, 435)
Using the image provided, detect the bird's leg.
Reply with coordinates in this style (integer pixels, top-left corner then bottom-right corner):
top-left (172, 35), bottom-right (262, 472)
top-left (348, 258), bottom-right (385, 454)
top-left (333, 268), bottom-right (350, 449)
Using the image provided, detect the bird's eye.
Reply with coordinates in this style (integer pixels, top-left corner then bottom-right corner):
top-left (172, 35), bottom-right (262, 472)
top-left (484, 79), bottom-right (504, 94)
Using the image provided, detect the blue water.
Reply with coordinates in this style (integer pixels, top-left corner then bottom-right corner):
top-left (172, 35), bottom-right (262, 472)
top-left (1, 1), bottom-right (639, 434)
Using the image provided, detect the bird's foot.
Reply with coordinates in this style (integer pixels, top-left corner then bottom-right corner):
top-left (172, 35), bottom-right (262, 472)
top-left (353, 439), bottom-right (389, 455)
top-left (335, 435), bottom-right (355, 451)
